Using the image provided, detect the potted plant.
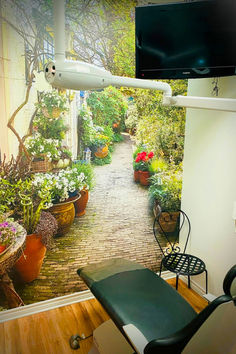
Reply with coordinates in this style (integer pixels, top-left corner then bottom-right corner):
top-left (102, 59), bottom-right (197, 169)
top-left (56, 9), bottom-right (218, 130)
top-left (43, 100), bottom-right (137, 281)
top-left (135, 150), bottom-right (154, 186)
top-left (90, 133), bottom-right (110, 158)
top-left (36, 90), bottom-right (68, 119)
top-left (14, 179), bottom-right (57, 282)
top-left (149, 168), bottom-right (182, 232)
top-left (0, 214), bottom-right (24, 255)
top-left (33, 114), bottom-right (69, 140)
top-left (34, 168), bottom-right (85, 235)
top-left (72, 161), bottom-right (94, 216)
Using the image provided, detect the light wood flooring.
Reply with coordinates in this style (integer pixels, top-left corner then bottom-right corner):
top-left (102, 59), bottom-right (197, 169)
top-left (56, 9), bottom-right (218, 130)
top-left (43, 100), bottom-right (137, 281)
top-left (0, 279), bottom-right (208, 354)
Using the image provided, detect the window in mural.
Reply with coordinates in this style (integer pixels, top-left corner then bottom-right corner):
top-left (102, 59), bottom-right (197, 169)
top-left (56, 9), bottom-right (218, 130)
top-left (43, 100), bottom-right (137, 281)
top-left (0, 0), bottom-right (186, 313)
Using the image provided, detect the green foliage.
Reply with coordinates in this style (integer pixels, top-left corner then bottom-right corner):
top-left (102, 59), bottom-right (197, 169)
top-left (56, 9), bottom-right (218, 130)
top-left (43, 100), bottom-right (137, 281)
top-left (133, 145), bottom-right (147, 160)
top-left (125, 104), bottom-right (139, 133)
top-left (87, 86), bottom-right (128, 129)
top-left (102, 126), bottom-right (114, 142)
top-left (19, 179), bottom-right (52, 234)
top-left (0, 176), bottom-right (53, 234)
top-left (113, 20), bottom-right (135, 77)
top-left (25, 133), bottom-right (71, 161)
top-left (0, 179), bottom-right (20, 214)
top-left (79, 105), bottom-right (96, 148)
top-left (90, 133), bottom-right (110, 151)
top-left (149, 165), bottom-right (182, 211)
top-left (113, 133), bottom-right (124, 143)
top-left (149, 158), bottom-right (168, 175)
top-left (92, 151), bottom-right (112, 166)
top-left (72, 161), bottom-right (95, 191)
top-left (36, 90), bottom-right (68, 115)
top-left (33, 114), bottom-right (69, 140)
top-left (25, 134), bottom-right (61, 161)
top-left (133, 150), bottom-right (154, 172)
top-left (133, 80), bottom-right (187, 165)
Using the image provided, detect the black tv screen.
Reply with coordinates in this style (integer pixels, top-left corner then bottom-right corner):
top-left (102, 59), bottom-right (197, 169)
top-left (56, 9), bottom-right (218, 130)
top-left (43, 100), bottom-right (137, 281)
top-left (135, 0), bottom-right (236, 79)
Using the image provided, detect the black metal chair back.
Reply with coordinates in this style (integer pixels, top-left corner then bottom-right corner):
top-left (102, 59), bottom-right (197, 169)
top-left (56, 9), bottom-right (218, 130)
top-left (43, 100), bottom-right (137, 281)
top-left (153, 208), bottom-right (191, 256)
top-left (153, 207), bottom-right (208, 293)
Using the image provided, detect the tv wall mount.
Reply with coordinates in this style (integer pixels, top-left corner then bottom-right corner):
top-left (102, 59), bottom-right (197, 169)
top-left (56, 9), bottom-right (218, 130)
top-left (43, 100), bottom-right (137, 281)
top-left (44, 0), bottom-right (236, 113)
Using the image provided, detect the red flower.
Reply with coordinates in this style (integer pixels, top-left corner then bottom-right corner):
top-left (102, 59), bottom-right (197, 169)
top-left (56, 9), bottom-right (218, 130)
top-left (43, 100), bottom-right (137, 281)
top-left (148, 151), bottom-right (154, 159)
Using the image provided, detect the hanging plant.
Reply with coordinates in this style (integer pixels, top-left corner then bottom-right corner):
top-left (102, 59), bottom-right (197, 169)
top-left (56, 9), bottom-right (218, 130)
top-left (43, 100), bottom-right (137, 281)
top-left (36, 90), bottom-right (68, 118)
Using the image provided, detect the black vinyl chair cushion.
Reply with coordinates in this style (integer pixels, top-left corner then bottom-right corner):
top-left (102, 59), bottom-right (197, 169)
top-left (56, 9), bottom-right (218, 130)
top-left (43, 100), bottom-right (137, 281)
top-left (78, 259), bottom-right (197, 343)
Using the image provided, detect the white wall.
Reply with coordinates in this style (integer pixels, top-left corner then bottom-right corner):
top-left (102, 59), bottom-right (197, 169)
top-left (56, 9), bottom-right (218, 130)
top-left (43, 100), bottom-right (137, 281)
top-left (181, 76), bottom-right (236, 296)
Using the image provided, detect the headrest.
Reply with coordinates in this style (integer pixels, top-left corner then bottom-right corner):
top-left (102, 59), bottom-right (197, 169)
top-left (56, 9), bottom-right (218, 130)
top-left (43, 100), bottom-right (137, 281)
top-left (223, 264), bottom-right (236, 298)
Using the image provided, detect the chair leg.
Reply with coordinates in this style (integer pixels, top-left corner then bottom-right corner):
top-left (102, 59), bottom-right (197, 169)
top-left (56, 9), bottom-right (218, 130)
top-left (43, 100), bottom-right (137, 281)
top-left (205, 269), bottom-right (208, 294)
top-left (176, 274), bottom-right (179, 291)
top-left (159, 260), bottom-right (163, 277)
top-left (188, 275), bottom-right (191, 289)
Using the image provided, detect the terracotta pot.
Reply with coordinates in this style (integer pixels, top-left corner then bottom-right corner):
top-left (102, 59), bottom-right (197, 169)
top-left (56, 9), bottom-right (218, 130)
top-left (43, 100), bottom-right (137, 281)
top-left (74, 189), bottom-right (89, 217)
top-left (139, 171), bottom-right (150, 186)
top-left (134, 170), bottom-right (140, 183)
top-left (49, 199), bottom-right (76, 236)
top-left (94, 145), bottom-right (108, 158)
top-left (0, 245), bottom-right (6, 254)
top-left (14, 234), bottom-right (46, 283)
top-left (159, 211), bottom-right (180, 233)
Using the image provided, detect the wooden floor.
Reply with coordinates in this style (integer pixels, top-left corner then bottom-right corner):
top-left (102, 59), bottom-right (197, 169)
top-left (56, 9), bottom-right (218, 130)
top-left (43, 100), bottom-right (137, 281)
top-left (0, 279), bottom-right (208, 354)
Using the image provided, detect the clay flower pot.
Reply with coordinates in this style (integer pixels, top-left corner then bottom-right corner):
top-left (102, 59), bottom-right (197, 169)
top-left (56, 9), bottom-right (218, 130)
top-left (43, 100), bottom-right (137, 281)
top-left (0, 245), bottom-right (6, 254)
top-left (14, 234), bottom-right (46, 283)
top-left (94, 145), bottom-right (108, 158)
top-left (49, 198), bottom-right (77, 236)
top-left (134, 170), bottom-right (140, 183)
top-left (74, 189), bottom-right (89, 217)
top-left (139, 171), bottom-right (150, 186)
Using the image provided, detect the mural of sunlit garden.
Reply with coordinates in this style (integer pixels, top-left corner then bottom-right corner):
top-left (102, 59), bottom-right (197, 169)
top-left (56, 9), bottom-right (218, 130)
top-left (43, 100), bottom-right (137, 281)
top-left (0, 0), bottom-right (187, 310)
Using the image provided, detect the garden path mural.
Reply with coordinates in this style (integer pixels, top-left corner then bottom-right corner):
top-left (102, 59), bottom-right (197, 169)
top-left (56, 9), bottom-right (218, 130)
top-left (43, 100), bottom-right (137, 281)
top-left (8, 135), bottom-right (160, 306)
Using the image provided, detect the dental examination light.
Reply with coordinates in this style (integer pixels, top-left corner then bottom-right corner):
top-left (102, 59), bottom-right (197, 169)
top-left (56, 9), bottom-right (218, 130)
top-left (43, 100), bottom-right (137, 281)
top-left (45, 0), bottom-right (236, 113)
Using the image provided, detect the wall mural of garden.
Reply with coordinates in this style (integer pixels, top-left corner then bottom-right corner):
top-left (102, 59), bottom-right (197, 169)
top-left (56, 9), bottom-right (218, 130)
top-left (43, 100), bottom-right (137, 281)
top-left (0, 0), bottom-right (187, 311)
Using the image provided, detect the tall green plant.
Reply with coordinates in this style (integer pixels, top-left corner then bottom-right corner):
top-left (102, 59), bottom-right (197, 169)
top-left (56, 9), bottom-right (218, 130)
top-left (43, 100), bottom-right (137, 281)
top-left (87, 86), bottom-right (128, 129)
top-left (134, 80), bottom-right (187, 165)
top-left (19, 180), bottom-right (52, 234)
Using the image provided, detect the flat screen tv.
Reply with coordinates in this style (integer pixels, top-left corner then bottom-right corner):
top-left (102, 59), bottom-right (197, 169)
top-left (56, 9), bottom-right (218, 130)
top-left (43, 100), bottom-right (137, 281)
top-left (135, 0), bottom-right (236, 79)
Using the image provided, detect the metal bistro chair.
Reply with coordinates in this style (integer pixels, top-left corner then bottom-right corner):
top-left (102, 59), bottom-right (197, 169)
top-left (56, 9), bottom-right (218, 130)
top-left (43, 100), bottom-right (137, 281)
top-left (153, 208), bottom-right (208, 293)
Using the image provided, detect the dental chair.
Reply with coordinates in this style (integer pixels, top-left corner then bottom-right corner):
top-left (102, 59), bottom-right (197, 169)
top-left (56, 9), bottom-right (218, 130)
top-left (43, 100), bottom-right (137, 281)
top-left (77, 259), bottom-right (236, 354)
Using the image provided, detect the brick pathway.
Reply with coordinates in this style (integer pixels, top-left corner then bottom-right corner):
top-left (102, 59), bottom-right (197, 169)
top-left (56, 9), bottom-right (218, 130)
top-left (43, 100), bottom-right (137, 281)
top-left (13, 134), bottom-right (161, 305)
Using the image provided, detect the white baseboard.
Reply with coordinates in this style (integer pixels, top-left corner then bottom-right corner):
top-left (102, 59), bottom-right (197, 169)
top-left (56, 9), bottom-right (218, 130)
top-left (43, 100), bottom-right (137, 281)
top-left (160, 270), bottom-right (175, 280)
top-left (160, 271), bottom-right (207, 298)
top-left (0, 290), bottom-right (94, 323)
top-left (0, 272), bottom-right (207, 323)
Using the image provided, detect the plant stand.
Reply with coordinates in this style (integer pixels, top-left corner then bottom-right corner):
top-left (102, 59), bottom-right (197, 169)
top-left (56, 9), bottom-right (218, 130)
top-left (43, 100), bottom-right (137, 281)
top-left (0, 225), bottom-right (26, 307)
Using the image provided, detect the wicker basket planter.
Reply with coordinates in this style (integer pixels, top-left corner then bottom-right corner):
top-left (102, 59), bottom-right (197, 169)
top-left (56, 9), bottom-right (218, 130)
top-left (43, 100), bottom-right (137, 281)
top-left (31, 155), bottom-right (52, 173)
top-left (42, 107), bottom-right (62, 119)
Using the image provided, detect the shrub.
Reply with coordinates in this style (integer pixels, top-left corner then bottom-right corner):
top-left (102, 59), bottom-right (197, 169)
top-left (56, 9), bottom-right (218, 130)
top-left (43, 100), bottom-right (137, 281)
top-left (149, 166), bottom-right (182, 211)
top-left (87, 86), bottom-right (128, 129)
top-left (33, 114), bottom-right (69, 140)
